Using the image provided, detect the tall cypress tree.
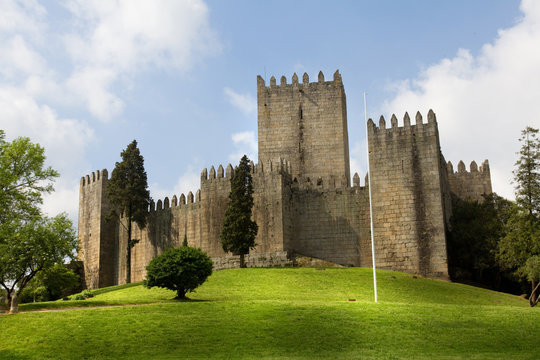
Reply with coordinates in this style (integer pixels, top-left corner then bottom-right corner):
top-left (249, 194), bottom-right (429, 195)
top-left (107, 140), bottom-right (150, 284)
top-left (221, 155), bottom-right (258, 268)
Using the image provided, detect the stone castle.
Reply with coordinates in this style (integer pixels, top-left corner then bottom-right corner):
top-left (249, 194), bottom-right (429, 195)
top-left (78, 70), bottom-right (492, 289)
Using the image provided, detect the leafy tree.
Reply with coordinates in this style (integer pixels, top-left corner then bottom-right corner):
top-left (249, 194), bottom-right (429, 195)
top-left (145, 246), bottom-right (213, 299)
top-left (448, 194), bottom-right (512, 286)
top-left (107, 140), bottom-right (151, 284)
top-left (0, 130), bottom-right (75, 314)
top-left (19, 264), bottom-right (80, 303)
top-left (498, 126), bottom-right (540, 306)
top-left (498, 207), bottom-right (540, 306)
top-left (513, 127), bottom-right (540, 217)
top-left (220, 155), bottom-right (258, 268)
top-left (0, 213), bottom-right (77, 313)
top-left (0, 130), bottom-right (58, 225)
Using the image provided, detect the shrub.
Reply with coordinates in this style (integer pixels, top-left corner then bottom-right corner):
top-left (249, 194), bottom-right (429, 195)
top-left (72, 294), bottom-right (85, 300)
top-left (81, 290), bottom-right (94, 298)
top-left (145, 246), bottom-right (213, 299)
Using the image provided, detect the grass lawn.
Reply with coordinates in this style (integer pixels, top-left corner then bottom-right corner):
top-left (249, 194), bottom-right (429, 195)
top-left (0, 267), bottom-right (538, 359)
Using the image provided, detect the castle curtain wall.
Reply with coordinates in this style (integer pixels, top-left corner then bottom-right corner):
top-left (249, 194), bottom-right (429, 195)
top-left (78, 71), bottom-right (493, 288)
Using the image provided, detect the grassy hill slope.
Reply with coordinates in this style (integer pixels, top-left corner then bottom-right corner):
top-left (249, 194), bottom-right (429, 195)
top-left (1, 268), bottom-right (538, 359)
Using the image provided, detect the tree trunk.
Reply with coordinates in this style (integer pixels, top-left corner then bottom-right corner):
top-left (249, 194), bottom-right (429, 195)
top-left (240, 253), bottom-right (246, 268)
top-left (6, 291), bottom-right (12, 312)
top-left (530, 280), bottom-right (540, 307)
top-left (176, 289), bottom-right (186, 299)
top-left (126, 216), bottom-right (132, 284)
top-left (9, 293), bottom-right (19, 314)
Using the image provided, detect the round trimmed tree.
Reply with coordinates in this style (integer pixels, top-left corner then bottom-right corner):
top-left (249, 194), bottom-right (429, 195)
top-left (145, 246), bottom-right (213, 299)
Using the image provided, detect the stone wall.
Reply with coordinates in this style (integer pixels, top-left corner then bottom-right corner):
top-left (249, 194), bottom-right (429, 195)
top-left (288, 183), bottom-right (371, 267)
top-left (447, 160), bottom-right (492, 202)
top-left (257, 70), bottom-right (350, 186)
top-left (79, 158), bottom-right (295, 287)
top-left (367, 111), bottom-right (449, 278)
top-left (77, 169), bottom-right (117, 289)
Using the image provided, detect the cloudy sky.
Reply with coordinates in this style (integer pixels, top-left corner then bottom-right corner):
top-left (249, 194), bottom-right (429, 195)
top-left (1, 0), bottom-right (538, 225)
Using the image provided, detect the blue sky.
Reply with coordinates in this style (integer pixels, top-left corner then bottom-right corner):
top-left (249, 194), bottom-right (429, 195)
top-left (1, 0), bottom-right (538, 224)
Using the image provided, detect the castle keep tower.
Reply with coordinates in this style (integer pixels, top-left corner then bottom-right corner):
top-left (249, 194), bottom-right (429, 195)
top-left (257, 71), bottom-right (350, 186)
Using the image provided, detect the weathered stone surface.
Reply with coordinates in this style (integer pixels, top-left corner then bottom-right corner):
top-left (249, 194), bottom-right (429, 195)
top-left (78, 71), bottom-right (492, 289)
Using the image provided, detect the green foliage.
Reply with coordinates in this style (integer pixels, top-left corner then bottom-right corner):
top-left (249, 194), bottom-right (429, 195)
top-left (497, 126), bottom-right (540, 306)
top-left (0, 130), bottom-right (59, 225)
top-left (447, 194), bottom-right (512, 286)
top-left (107, 140), bottom-right (151, 229)
top-left (72, 294), bottom-right (85, 300)
top-left (81, 290), bottom-right (95, 299)
top-left (498, 207), bottom-right (540, 277)
top-left (525, 255), bottom-right (540, 282)
top-left (145, 246), bottom-right (213, 299)
top-left (0, 130), bottom-right (76, 313)
top-left (182, 234), bottom-right (188, 247)
top-left (107, 140), bottom-right (151, 283)
top-left (220, 155), bottom-right (258, 267)
top-left (19, 264), bottom-right (80, 303)
top-left (0, 214), bottom-right (77, 309)
top-left (512, 126), bottom-right (540, 217)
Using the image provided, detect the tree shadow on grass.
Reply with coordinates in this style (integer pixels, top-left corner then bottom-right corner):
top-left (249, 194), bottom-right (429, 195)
top-left (171, 297), bottom-right (210, 302)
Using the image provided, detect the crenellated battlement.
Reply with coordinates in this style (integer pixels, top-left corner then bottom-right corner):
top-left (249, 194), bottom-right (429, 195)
top-left (201, 159), bottom-right (292, 185)
top-left (447, 160), bottom-right (490, 174)
top-left (80, 169), bottom-right (108, 187)
top-left (367, 110), bottom-right (438, 136)
top-left (257, 70), bottom-right (342, 90)
top-left (447, 159), bottom-right (492, 202)
top-left (150, 189), bottom-right (201, 213)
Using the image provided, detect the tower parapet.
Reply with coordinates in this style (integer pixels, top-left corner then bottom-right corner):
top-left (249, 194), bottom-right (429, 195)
top-left (257, 70), bottom-right (350, 187)
top-left (367, 110), bottom-right (449, 278)
top-left (447, 159), bottom-right (492, 202)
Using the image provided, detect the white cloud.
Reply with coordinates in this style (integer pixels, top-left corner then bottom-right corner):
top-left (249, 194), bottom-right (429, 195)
top-left (151, 167), bottom-right (200, 203)
top-left (224, 87), bottom-right (256, 115)
top-left (229, 131), bottom-right (257, 162)
top-left (66, 67), bottom-right (124, 121)
top-left (61, 0), bottom-right (220, 120)
top-left (0, 0), bottom-right (220, 223)
top-left (381, 0), bottom-right (540, 199)
top-left (0, 87), bottom-right (94, 223)
top-left (0, 0), bottom-right (46, 38)
top-left (42, 183), bottom-right (80, 221)
top-left (64, 0), bottom-right (219, 73)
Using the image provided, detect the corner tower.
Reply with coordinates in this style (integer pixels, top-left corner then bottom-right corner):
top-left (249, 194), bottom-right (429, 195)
top-left (78, 169), bottom-right (117, 289)
top-left (257, 70), bottom-right (350, 186)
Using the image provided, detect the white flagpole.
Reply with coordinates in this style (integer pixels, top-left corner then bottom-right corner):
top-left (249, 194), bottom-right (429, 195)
top-left (364, 92), bottom-right (378, 303)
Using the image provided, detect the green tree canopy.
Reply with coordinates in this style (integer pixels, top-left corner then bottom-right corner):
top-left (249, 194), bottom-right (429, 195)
top-left (0, 213), bottom-right (76, 313)
top-left (0, 130), bottom-right (58, 224)
top-left (220, 155), bottom-right (258, 268)
top-left (145, 246), bottom-right (213, 299)
top-left (498, 126), bottom-right (540, 307)
top-left (19, 264), bottom-right (80, 303)
top-left (448, 194), bottom-right (512, 286)
top-left (107, 140), bottom-right (151, 284)
top-left (513, 126), bottom-right (540, 217)
top-left (0, 130), bottom-right (74, 314)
